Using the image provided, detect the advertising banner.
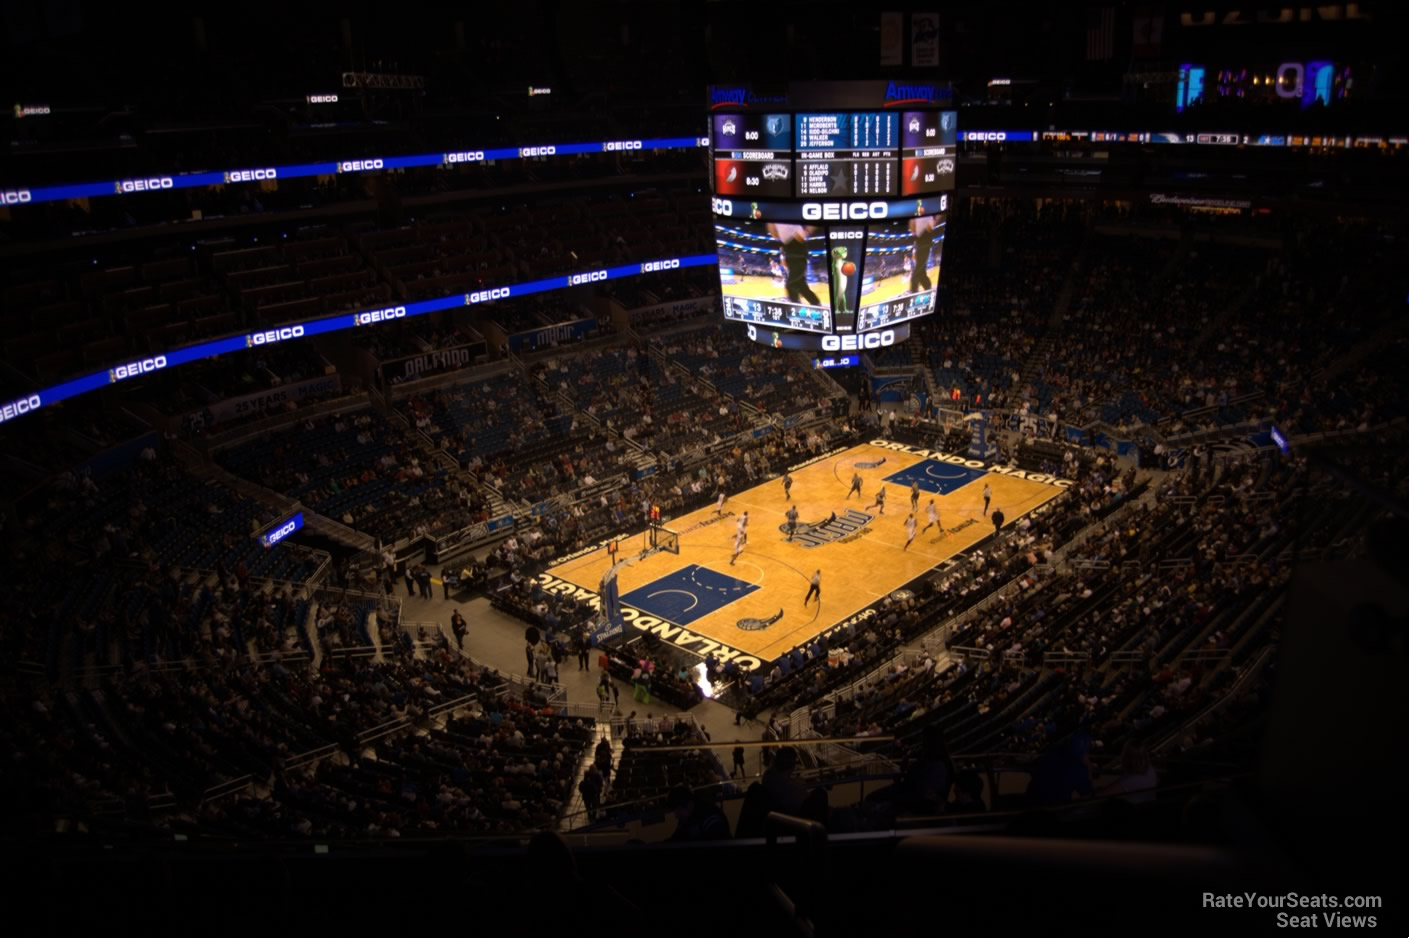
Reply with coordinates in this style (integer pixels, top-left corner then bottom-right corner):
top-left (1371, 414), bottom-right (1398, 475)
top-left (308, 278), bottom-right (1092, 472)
top-left (206, 374), bottom-right (342, 425)
top-left (379, 341), bottom-right (486, 384)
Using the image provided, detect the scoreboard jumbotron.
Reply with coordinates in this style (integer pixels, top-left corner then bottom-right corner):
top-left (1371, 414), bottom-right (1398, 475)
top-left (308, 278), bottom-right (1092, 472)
top-left (709, 81), bottom-right (955, 352)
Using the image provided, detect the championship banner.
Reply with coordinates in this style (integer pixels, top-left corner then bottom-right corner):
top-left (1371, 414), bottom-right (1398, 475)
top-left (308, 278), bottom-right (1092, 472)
top-left (911, 12), bottom-right (939, 67)
top-left (205, 374), bottom-right (342, 425)
top-left (379, 340), bottom-right (486, 384)
top-left (880, 12), bottom-right (904, 66)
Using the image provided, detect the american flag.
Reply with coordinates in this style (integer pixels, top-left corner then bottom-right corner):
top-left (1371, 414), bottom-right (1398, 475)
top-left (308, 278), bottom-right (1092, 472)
top-left (1086, 6), bottom-right (1115, 61)
top-left (1132, 6), bottom-right (1164, 57)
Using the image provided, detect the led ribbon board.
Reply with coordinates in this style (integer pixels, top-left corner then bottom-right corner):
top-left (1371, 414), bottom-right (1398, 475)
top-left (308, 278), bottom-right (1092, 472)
top-left (0, 136), bottom-right (711, 207)
top-left (710, 194), bottom-right (948, 223)
top-left (260, 512), bottom-right (304, 548)
top-left (0, 253), bottom-right (719, 426)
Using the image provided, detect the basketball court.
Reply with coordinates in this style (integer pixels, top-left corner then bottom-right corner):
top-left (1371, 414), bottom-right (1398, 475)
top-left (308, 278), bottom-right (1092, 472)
top-left (538, 441), bottom-right (1069, 668)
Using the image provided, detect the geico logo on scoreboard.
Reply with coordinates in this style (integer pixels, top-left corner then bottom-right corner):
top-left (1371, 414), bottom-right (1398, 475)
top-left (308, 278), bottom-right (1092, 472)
top-left (965, 132), bottom-right (1007, 141)
top-left (1, 190), bottom-right (32, 204)
top-left (445, 151), bottom-right (485, 163)
top-left (803, 201), bottom-right (888, 221)
top-left (115, 177), bottom-right (174, 193)
top-left (822, 330), bottom-right (895, 351)
top-left (832, 230), bottom-right (864, 240)
top-left (604, 140), bottom-right (642, 151)
top-left (519, 146), bottom-right (557, 157)
top-left (711, 197), bottom-right (734, 216)
top-left (109, 356), bottom-right (168, 381)
top-left (224, 168), bottom-right (278, 183)
top-left (0, 394), bottom-right (42, 423)
top-left (338, 159), bottom-right (384, 172)
top-left (568, 270), bottom-right (607, 285)
top-left (246, 325), bottom-right (305, 346)
top-left (640, 258), bottom-right (680, 273)
top-left (306, 94), bottom-right (339, 104)
top-left (466, 287), bottom-right (510, 303)
top-left (355, 306), bottom-right (406, 325)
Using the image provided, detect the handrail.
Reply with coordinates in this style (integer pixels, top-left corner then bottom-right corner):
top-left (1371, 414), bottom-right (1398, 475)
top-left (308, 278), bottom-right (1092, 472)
top-left (201, 774), bottom-right (255, 805)
top-left (1153, 643), bottom-right (1275, 755)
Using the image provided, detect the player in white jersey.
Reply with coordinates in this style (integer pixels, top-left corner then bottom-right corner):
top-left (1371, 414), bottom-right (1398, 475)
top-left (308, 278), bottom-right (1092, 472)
top-left (904, 514), bottom-right (917, 551)
top-left (737, 511), bottom-right (749, 537)
top-left (716, 490), bottom-right (726, 515)
top-left (922, 499), bottom-right (940, 535)
top-left (730, 529), bottom-right (747, 565)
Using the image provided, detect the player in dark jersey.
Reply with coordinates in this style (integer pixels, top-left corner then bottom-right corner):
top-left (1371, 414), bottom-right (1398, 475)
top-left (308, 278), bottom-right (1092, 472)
top-left (909, 215), bottom-right (937, 294)
top-left (866, 486), bottom-right (887, 515)
top-left (783, 472), bottom-right (793, 500)
top-left (785, 505), bottom-right (800, 541)
top-left (847, 472), bottom-right (863, 499)
top-left (768, 223), bottom-right (822, 307)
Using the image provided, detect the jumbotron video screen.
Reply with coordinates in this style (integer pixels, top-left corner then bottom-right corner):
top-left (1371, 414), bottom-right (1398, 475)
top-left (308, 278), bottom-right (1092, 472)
top-left (708, 81), bottom-right (954, 350)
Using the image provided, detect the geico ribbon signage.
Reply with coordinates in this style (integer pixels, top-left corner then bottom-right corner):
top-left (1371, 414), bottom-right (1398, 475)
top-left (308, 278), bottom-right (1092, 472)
top-left (0, 253), bottom-right (717, 426)
top-left (506, 317), bottom-right (598, 354)
top-left (5, 137), bottom-right (711, 207)
top-left (205, 374), bottom-right (343, 425)
top-left (379, 341), bottom-right (487, 383)
top-left (260, 512), bottom-right (305, 548)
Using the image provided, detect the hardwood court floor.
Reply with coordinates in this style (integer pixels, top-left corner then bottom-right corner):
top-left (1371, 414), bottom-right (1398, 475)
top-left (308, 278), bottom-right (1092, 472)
top-left (545, 443), bottom-right (1066, 664)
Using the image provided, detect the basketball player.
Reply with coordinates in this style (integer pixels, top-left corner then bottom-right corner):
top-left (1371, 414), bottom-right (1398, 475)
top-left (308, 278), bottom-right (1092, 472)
top-left (908, 214), bottom-right (938, 294)
top-left (785, 504), bottom-right (799, 541)
top-left (904, 513), bottom-right (917, 551)
top-left (766, 223), bottom-right (822, 307)
top-left (866, 486), bottom-right (887, 515)
top-left (921, 499), bottom-right (941, 536)
top-left (716, 490), bottom-right (727, 516)
top-left (730, 529), bottom-right (747, 566)
top-left (737, 511), bottom-right (750, 538)
top-left (848, 472), bottom-right (863, 499)
top-left (804, 569), bottom-right (821, 606)
top-left (783, 472), bottom-right (793, 500)
top-left (769, 255), bottom-right (785, 287)
top-left (910, 482), bottom-right (920, 513)
top-left (982, 483), bottom-right (992, 516)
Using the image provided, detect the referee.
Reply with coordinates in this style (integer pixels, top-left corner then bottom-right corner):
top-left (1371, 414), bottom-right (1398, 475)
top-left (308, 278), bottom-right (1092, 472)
top-left (804, 570), bottom-right (821, 606)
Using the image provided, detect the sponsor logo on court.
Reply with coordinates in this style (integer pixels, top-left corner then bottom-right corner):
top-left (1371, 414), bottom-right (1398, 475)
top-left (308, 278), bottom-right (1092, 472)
top-left (868, 440), bottom-right (1074, 487)
top-left (534, 572), bottom-right (763, 671)
top-left (787, 446), bottom-right (847, 472)
top-left (554, 534), bottom-right (628, 565)
top-left (680, 511), bottom-right (734, 534)
top-left (938, 518), bottom-right (979, 538)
